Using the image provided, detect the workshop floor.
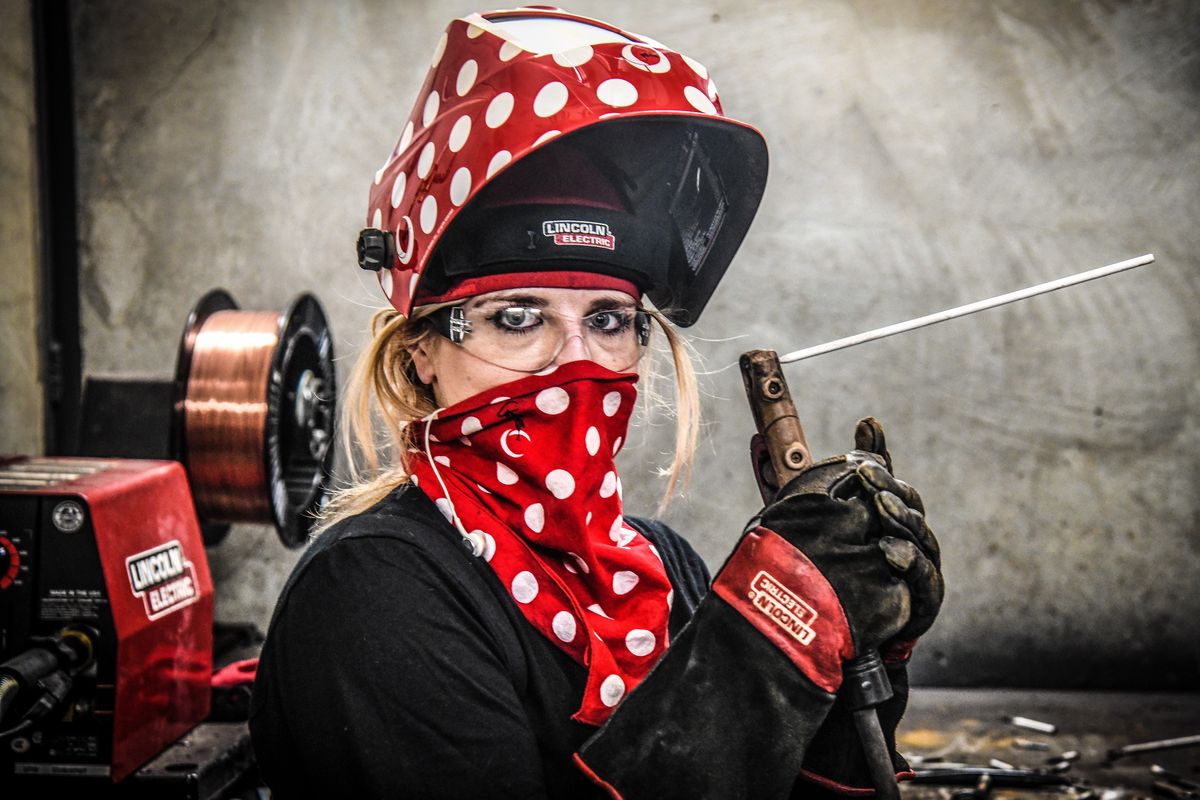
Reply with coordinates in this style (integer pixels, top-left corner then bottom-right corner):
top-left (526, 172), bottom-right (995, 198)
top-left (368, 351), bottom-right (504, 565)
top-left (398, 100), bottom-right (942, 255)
top-left (899, 689), bottom-right (1200, 798)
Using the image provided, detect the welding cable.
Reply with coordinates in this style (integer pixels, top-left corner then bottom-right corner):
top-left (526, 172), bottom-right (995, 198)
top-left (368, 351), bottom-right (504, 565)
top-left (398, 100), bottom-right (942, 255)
top-left (182, 309), bottom-right (282, 524)
top-left (0, 626), bottom-right (95, 735)
top-left (0, 670), bottom-right (72, 740)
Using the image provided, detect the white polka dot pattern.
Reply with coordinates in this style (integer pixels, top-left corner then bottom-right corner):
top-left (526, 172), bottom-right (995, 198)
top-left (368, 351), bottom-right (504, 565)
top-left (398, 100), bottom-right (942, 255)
top-left (596, 78), bottom-right (638, 108)
top-left (419, 196), bottom-right (438, 234)
top-left (534, 82), bottom-right (569, 117)
top-left (536, 387), bottom-right (570, 415)
top-left (449, 167), bottom-right (472, 206)
top-left (524, 503), bottom-right (545, 532)
top-left (448, 115), bottom-right (472, 152)
top-left (390, 172), bottom-right (407, 209)
top-left (422, 92), bottom-right (440, 126)
top-left (684, 85), bottom-right (716, 115)
top-left (498, 41), bottom-right (522, 61)
top-left (682, 53), bottom-right (708, 78)
top-left (496, 462), bottom-right (518, 485)
top-left (486, 150), bottom-right (512, 178)
top-left (545, 469), bottom-right (575, 499)
top-left (602, 391), bottom-right (622, 417)
top-left (486, 92), bottom-right (514, 128)
top-left (398, 121), bottom-right (414, 152)
top-left (613, 570), bottom-right (639, 595)
top-left (416, 142), bottom-right (435, 179)
top-left (625, 628), bottom-right (655, 656)
top-left (552, 611), bottom-right (577, 642)
top-left (600, 674), bottom-right (625, 707)
top-left (512, 571), bottom-right (538, 603)
top-left (456, 59), bottom-right (478, 96)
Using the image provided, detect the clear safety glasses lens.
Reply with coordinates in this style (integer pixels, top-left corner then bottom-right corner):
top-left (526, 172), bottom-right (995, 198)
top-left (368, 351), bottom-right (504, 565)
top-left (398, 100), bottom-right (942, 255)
top-left (428, 302), bottom-right (651, 374)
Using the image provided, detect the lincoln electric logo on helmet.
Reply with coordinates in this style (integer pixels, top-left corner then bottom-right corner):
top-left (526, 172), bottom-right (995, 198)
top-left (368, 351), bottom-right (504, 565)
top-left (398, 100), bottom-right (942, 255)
top-left (542, 220), bottom-right (615, 251)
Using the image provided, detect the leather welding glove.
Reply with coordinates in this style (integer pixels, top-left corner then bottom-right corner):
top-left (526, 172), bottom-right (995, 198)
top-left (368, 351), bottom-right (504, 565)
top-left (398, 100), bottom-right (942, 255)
top-left (575, 419), bottom-right (943, 800)
top-left (793, 418), bottom-right (944, 796)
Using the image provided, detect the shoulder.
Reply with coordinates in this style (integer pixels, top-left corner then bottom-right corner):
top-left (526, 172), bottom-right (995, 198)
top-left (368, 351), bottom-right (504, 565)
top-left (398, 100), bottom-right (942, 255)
top-left (254, 483), bottom-right (529, 694)
top-left (284, 485), bottom-right (455, 594)
top-left (260, 485), bottom-right (497, 647)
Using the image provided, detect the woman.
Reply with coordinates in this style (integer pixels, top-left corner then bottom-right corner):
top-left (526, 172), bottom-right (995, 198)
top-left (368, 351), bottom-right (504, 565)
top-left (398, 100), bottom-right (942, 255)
top-left (250, 9), bottom-right (943, 799)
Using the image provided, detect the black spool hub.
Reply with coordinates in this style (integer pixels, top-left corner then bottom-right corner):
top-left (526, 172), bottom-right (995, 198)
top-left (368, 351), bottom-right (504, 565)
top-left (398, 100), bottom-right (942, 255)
top-left (265, 294), bottom-right (336, 548)
top-left (173, 289), bottom-right (238, 546)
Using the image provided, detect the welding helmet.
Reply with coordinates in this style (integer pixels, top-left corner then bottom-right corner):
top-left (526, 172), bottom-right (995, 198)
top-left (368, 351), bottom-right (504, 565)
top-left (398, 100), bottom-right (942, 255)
top-left (357, 7), bottom-right (768, 326)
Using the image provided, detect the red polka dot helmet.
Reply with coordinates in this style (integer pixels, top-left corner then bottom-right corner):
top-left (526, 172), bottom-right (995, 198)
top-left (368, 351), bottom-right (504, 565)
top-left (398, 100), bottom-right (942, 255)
top-left (358, 7), bottom-right (768, 326)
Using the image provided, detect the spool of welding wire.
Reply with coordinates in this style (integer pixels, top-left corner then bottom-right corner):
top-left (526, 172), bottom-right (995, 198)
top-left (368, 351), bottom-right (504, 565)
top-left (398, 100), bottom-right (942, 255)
top-left (172, 290), bottom-right (335, 547)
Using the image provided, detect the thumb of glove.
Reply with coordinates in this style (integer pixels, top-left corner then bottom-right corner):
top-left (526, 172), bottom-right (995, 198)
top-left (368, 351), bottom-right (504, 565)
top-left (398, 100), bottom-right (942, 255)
top-left (854, 417), bottom-right (893, 474)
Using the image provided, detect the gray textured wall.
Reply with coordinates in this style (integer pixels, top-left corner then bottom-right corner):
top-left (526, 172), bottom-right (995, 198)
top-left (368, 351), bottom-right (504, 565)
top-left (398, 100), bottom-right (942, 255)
top-left (0, 0), bottom-right (43, 455)
top-left (66, 0), bottom-right (1199, 687)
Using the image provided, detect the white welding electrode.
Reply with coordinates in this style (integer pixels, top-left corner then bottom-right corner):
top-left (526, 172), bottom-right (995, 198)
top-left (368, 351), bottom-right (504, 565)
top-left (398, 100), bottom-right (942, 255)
top-left (778, 254), bottom-right (1155, 364)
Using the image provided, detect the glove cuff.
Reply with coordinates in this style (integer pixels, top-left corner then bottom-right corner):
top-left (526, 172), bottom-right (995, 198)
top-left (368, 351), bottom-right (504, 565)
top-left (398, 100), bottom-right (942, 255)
top-left (712, 527), bottom-right (853, 692)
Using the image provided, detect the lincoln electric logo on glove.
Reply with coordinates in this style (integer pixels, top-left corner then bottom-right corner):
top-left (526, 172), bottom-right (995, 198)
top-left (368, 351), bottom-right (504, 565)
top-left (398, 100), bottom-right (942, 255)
top-left (748, 570), bottom-right (818, 645)
top-left (126, 540), bottom-right (199, 620)
top-left (543, 220), bottom-right (615, 250)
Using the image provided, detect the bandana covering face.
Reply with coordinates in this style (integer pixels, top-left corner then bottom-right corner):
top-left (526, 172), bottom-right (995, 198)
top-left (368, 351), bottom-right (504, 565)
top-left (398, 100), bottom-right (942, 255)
top-left (408, 360), bottom-right (672, 725)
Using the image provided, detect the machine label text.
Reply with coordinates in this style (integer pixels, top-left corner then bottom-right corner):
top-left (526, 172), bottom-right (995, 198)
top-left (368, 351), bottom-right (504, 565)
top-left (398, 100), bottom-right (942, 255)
top-left (125, 541), bottom-right (199, 620)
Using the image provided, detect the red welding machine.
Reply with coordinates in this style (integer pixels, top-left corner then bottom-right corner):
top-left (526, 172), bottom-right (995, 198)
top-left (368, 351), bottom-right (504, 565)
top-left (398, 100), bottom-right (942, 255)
top-left (0, 457), bottom-right (214, 782)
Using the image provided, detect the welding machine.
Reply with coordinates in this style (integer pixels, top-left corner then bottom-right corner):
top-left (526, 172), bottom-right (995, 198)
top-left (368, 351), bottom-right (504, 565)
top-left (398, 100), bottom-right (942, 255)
top-left (0, 289), bottom-right (335, 796)
top-left (0, 457), bottom-right (213, 782)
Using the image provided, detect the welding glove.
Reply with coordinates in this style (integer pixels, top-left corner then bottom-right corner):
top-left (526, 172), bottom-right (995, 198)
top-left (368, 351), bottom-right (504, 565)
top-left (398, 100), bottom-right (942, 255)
top-left (576, 419), bottom-right (943, 800)
top-left (792, 418), bottom-right (944, 796)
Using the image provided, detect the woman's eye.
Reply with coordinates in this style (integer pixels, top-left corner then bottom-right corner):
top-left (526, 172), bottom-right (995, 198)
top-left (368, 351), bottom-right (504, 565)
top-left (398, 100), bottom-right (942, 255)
top-left (494, 307), bottom-right (541, 330)
top-left (588, 310), bottom-right (632, 333)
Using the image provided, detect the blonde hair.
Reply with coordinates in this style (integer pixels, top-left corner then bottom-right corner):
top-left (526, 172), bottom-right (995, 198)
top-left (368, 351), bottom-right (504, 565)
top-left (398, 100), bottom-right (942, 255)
top-left (315, 301), bottom-right (700, 535)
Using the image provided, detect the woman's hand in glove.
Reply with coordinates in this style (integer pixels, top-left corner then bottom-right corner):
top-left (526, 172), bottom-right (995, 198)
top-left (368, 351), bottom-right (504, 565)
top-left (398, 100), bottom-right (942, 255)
top-left (575, 418), bottom-right (942, 800)
top-left (714, 417), bottom-right (944, 692)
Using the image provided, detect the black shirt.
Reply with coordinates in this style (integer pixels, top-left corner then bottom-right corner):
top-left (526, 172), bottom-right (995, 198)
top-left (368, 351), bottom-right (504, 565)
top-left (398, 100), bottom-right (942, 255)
top-left (250, 485), bottom-right (711, 799)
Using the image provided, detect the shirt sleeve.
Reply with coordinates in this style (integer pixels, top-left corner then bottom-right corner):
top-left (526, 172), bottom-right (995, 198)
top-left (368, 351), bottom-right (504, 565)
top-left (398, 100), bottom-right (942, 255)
top-left (250, 534), bottom-right (550, 800)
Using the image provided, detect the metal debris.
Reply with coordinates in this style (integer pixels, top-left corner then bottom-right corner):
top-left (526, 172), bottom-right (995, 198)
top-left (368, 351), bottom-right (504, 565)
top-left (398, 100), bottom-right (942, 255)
top-left (1108, 734), bottom-right (1200, 761)
top-left (1007, 715), bottom-right (1058, 734)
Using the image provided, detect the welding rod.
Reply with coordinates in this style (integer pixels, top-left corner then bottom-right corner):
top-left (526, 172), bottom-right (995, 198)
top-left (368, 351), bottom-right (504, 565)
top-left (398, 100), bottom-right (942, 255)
top-left (1108, 733), bottom-right (1200, 761)
top-left (777, 254), bottom-right (1155, 364)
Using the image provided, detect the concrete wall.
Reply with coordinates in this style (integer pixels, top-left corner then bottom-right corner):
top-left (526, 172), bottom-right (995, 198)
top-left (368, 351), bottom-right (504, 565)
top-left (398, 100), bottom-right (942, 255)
top-left (0, 0), bottom-right (43, 455)
top-left (68, 0), bottom-right (1199, 687)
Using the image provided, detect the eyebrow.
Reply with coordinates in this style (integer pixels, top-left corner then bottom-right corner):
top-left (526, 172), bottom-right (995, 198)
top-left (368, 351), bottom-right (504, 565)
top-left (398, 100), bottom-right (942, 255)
top-left (468, 295), bottom-right (549, 314)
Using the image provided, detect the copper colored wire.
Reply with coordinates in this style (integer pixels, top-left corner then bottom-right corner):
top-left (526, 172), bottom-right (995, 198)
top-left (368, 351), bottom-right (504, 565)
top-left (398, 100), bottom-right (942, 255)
top-left (183, 309), bottom-right (281, 523)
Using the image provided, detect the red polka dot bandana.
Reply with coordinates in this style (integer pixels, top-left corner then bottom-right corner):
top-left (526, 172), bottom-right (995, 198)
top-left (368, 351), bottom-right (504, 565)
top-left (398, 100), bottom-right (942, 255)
top-left (408, 360), bottom-right (671, 725)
